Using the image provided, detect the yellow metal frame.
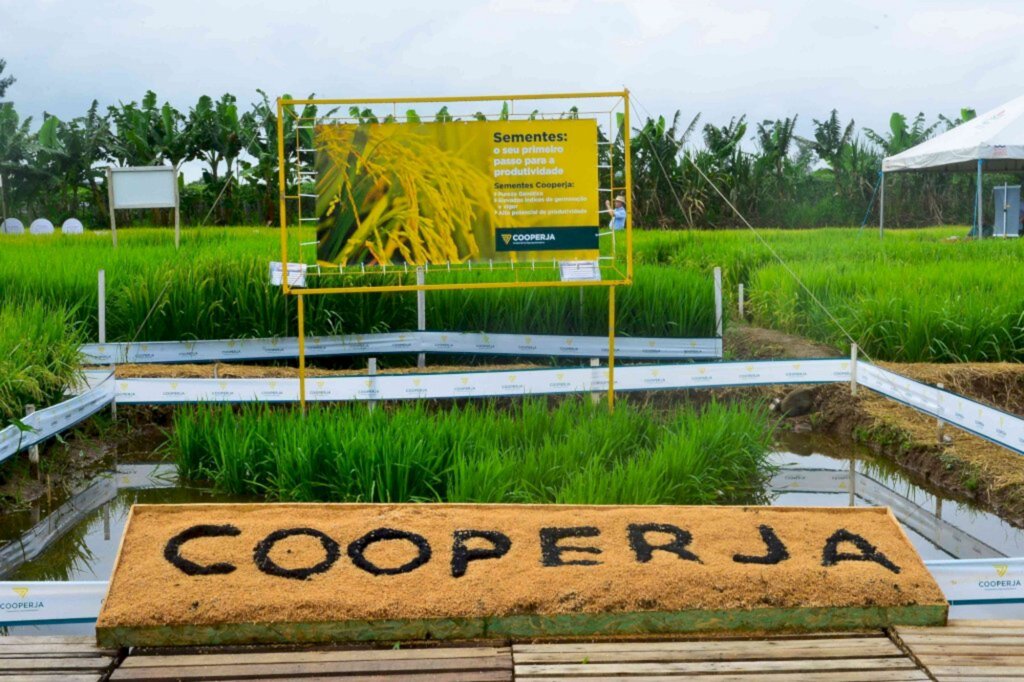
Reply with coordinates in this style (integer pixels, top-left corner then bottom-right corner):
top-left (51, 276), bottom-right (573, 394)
top-left (278, 91), bottom-right (633, 411)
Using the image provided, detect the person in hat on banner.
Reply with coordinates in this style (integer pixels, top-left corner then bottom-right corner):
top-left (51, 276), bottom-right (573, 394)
top-left (603, 195), bottom-right (626, 231)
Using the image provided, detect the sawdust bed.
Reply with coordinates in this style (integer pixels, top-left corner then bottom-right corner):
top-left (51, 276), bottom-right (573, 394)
top-left (97, 503), bottom-right (945, 643)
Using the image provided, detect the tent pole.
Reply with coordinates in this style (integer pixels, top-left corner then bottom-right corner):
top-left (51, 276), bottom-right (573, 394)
top-left (879, 171), bottom-right (885, 238)
top-left (977, 159), bottom-right (983, 240)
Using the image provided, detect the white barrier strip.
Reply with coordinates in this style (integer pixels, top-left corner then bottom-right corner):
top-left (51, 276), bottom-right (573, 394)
top-left (113, 359), bottom-right (850, 404)
top-left (925, 558), bottom-right (1024, 605)
top-left (859, 362), bottom-right (1024, 455)
top-left (0, 581), bottom-right (107, 626)
top-left (81, 331), bottom-right (723, 364)
top-left (0, 373), bottom-right (115, 464)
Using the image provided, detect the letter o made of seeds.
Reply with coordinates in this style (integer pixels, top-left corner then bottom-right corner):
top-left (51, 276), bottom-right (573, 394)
top-left (253, 527), bottom-right (341, 580)
top-left (348, 527), bottom-right (432, 576)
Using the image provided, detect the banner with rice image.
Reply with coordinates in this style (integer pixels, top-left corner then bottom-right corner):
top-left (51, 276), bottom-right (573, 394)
top-left (315, 119), bottom-right (599, 266)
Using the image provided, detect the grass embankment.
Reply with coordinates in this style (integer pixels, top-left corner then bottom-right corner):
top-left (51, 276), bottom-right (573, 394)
top-left (171, 399), bottom-right (774, 505)
top-left (0, 301), bottom-right (83, 422)
top-left (0, 229), bottom-right (716, 341)
top-left (637, 227), bottom-right (1024, 362)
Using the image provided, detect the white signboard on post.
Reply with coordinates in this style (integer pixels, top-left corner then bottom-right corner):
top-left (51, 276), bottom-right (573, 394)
top-left (106, 166), bottom-right (180, 248)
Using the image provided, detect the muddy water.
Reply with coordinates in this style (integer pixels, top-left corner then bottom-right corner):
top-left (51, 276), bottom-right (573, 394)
top-left (3, 435), bottom-right (1024, 634)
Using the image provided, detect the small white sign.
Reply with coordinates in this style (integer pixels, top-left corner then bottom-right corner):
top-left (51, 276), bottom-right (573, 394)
top-left (269, 262), bottom-right (308, 288)
top-left (559, 260), bottom-right (602, 282)
top-left (110, 167), bottom-right (177, 209)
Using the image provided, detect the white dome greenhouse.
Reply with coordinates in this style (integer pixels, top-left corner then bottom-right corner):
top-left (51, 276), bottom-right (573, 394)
top-left (29, 218), bottom-right (55, 234)
top-left (1, 218), bottom-right (24, 234)
top-left (61, 218), bottom-right (85, 234)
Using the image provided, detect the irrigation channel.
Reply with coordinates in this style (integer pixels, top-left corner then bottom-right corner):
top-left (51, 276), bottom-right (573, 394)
top-left (1, 433), bottom-right (1022, 636)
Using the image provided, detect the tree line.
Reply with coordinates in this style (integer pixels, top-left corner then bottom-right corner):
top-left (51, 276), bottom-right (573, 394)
top-left (0, 60), bottom-right (1015, 230)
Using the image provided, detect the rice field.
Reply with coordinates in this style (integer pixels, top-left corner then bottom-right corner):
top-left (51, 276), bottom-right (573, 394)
top-left (1, 224), bottom-right (1020, 423)
top-left (171, 398), bottom-right (775, 505)
top-left (0, 228), bottom-right (716, 343)
top-left (636, 226), bottom-right (1024, 362)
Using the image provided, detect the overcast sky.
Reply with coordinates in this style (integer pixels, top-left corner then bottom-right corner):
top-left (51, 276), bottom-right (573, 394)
top-left (2, 0), bottom-right (1022, 147)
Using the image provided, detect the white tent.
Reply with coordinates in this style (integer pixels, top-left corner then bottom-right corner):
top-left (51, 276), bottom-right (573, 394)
top-left (880, 94), bottom-right (1024, 237)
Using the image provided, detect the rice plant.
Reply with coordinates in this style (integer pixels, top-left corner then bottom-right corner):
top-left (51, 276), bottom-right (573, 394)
top-left (0, 301), bottom-right (84, 421)
top-left (170, 398), bottom-right (774, 505)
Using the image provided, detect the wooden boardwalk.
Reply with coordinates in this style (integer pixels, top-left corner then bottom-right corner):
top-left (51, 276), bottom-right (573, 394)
top-left (895, 619), bottom-right (1024, 681)
top-left (3, 621), bottom-right (1023, 680)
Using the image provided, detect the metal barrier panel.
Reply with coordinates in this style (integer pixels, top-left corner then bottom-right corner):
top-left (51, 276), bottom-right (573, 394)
top-left (81, 332), bottom-right (723, 364)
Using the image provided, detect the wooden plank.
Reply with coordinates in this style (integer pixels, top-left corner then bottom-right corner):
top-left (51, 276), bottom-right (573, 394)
top-left (257, 674), bottom-right (511, 682)
top-left (518, 673), bottom-right (929, 682)
top-left (942, 620), bottom-right (1024, 628)
top-left (0, 671), bottom-right (107, 675)
top-left (908, 645), bottom-right (1024, 656)
top-left (120, 646), bottom-right (510, 668)
top-left (928, 666), bottom-right (1024, 677)
top-left (0, 643), bottom-right (116, 657)
top-left (911, 654), bottom-right (1024, 666)
top-left (513, 641), bottom-right (903, 663)
top-left (897, 630), bottom-right (1024, 638)
top-left (110, 655), bottom-right (512, 680)
top-left (935, 678), bottom-right (1024, 682)
top-left (513, 636), bottom-right (890, 653)
top-left (514, 656), bottom-right (920, 676)
top-left (0, 655), bottom-right (112, 671)
top-left (898, 626), bottom-right (1024, 636)
top-left (0, 636), bottom-right (98, 645)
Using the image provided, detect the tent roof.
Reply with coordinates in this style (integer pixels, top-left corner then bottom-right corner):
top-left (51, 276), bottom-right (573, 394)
top-left (883, 95), bottom-right (1024, 173)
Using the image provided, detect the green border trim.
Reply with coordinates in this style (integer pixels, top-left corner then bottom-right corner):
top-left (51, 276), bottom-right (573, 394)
top-left (97, 603), bottom-right (947, 648)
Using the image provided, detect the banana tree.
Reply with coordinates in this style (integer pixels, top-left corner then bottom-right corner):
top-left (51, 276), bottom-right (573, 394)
top-left (240, 90), bottom-right (323, 224)
top-left (35, 102), bottom-right (112, 218)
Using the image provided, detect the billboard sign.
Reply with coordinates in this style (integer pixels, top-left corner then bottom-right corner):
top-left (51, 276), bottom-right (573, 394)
top-left (315, 118), bottom-right (599, 266)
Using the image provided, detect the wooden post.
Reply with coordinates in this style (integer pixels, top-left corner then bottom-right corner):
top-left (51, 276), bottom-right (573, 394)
top-left (106, 167), bottom-right (118, 248)
top-left (738, 283), bottom-right (745, 319)
top-left (416, 267), bottom-right (426, 369)
top-left (100, 269), bottom-right (117, 420)
top-left (879, 171), bottom-right (885, 239)
top-left (26, 404), bottom-right (39, 480)
top-left (848, 458), bottom-right (856, 508)
top-left (850, 343), bottom-right (858, 397)
top-left (98, 270), bottom-right (106, 345)
top-left (173, 163), bottom-right (181, 250)
top-left (713, 267), bottom-right (723, 338)
top-left (368, 357), bottom-right (377, 413)
top-left (590, 358), bottom-right (600, 406)
top-left (936, 383), bottom-right (946, 443)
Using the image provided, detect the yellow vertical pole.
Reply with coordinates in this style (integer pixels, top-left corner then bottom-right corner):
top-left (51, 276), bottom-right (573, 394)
top-left (622, 89), bottom-right (633, 281)
top-left (607, 110), bottom-right (615, 260)
top-left (297, 292), bottom-right (307, 413)
top-left (607, 285), bottom-right (616, 412)
top-left (277, 98), bottom-right (290, 295)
